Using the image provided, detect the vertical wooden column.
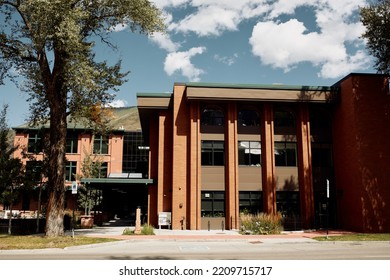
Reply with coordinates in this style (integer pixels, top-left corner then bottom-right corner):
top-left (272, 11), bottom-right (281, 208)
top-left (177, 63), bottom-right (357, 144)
top-left (297, 103), bottom-right (314, 229)
top-left (226, 103), bottom-right (239, 229)
top-left (261, 104), bottom-right (277, 215)
top-left (189, 101), bottom-right (201, 229)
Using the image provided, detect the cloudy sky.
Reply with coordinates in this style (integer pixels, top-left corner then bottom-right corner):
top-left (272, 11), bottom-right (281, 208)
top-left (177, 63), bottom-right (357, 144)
top-left (1, 0), bottom-right (376, 126)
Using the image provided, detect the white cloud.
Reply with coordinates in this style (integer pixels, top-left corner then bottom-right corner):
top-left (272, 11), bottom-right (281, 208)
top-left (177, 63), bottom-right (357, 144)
top-left (110, 23), bottom-right (128, 32)
top-left (164, 47), bottom-right (206, 81)
top-left (149, 32), bottom-right (181, 52)
top-left (249, 0), bottom-right (371, 79)
top-left (214, 53), bottom-right (238, 66)
top-left (167, 0), bottom-right (269, 36)
top-left (109, 99), bottom-right (128, 108)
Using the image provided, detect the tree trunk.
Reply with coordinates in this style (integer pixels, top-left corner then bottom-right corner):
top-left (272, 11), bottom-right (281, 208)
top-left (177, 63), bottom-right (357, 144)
top-left (45, 87), bottom-right (68, 237)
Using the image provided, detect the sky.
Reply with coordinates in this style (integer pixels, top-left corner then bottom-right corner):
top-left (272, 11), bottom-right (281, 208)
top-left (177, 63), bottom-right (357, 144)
top-left (1, 0), bottom-right (376, 126)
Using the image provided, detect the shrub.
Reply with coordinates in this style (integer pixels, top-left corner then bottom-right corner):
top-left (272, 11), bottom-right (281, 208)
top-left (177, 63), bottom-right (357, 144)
top-left (240, 212), bottom-right (283, 235)
top-left (141, 223), bottom-right (155, 235)
top-left (122, 224), bottom-right (155, 235)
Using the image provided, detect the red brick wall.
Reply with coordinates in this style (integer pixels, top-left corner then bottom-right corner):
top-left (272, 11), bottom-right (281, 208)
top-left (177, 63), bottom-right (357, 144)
top-left (333, 74), bottom-right (390, 232)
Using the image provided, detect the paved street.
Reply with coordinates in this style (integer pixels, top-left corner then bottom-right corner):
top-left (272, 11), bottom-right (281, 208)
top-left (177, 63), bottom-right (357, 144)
top-left (1, 227), bottom-right (390, 260)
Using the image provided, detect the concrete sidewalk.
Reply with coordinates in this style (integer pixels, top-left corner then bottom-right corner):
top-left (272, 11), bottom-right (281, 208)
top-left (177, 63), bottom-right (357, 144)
top-left (71, 226), bottom-right (353, 243)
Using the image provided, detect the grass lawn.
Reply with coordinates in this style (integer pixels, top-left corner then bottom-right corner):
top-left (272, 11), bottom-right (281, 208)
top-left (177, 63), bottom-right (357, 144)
top-left (0, 235), bottom-right (118, 250)
top-left (314, 233), bottom-right (390, 241)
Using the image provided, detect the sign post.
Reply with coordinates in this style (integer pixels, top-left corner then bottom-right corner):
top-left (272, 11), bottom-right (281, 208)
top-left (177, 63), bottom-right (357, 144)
top-left (71, 182), bottom-right (78, 238)
top-left (326, 179), bottom-right (330, 239)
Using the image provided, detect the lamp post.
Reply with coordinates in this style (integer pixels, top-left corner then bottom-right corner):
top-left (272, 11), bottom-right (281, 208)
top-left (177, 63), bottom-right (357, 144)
top-left (326, 179), bottom-right (330, 239)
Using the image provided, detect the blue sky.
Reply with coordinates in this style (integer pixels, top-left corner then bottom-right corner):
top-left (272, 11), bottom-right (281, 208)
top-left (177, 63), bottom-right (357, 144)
top-left (1, 0), bottom-right (376, 126)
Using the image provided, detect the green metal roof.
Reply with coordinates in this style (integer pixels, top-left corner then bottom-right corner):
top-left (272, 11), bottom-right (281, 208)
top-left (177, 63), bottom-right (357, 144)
top-left (137, 92), bottom-right (172, 98)
top-left (13, 106), bottom-right (142, 132)
top-left (81, 178), bottom-right (154, 185)
top-left (182, 82), bottom-right (336, 92)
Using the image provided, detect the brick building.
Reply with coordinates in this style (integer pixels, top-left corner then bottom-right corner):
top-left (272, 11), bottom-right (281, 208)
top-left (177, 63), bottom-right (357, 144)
top-left (137, 73), bottom-right (390, 233)
top-left (3, 107), bottom-right (150, 225)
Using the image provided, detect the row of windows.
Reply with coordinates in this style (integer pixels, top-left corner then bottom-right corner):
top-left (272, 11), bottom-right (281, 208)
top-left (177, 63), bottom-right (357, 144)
top-left (201, 191), bottom-right (299, 217)
top-left (202, 140), bottom-right (298, 167)
top-left (26, 160), bottom-right (108, 182)
top-left (200, 107), bottom-right (300, 128)
top-left (28, 133), bottom-right (109, 155)
top-left (201, 140), bottom-right (332, 167)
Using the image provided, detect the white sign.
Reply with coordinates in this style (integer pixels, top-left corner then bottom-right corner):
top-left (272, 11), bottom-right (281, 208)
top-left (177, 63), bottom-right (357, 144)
top-left (326, 179), bottom-right (330, 198)
top-left (71, 181), bottom-right (78, 194)
top-left (158, 212), bottom-right (171, 228)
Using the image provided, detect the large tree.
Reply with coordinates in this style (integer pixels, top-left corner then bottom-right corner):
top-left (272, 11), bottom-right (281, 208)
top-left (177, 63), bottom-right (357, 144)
top-left (0, 0), bottom-right (165, 236)
top-left (360, 0), bottom-right (390, 74)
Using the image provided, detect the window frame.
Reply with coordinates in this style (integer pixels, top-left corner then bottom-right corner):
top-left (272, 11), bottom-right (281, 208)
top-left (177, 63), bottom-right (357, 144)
top-left (201, 140), bottom-right (225, 166)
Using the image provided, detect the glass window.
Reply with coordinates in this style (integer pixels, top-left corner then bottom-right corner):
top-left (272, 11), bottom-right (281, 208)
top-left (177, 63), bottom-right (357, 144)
top-left (238, 109), bottom-right (260, 127)
top-left (274, 110), bottom-right (296, 128)
top-left (93, 135), bottom-right (109, 154)
top-left (201, 141), bottom-right (225, 166)
top-left (311, 143), bottom-right (333, 167)
top-left (28, 133), bottom-right (43, 153)
top-left (239, 191), bottom-right (262, 214)
top-left (65, 161), bottom-right (77, 182)
top-left (238, 141), bottom-right (261, 166)
top-left (66, 131), bottom-right (79, 154)
top-left (201, 191), bottom-right (225, 217)
top-left (97, 162), bottom-right (108, 178)
top-left (275, 142), bottom-right (297, 166)
top-left (201, 107), bottom-right (224, 126)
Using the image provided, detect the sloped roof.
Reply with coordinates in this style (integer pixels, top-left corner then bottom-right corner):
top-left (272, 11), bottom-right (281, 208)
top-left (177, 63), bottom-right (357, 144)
top-left (13, 107), bottom-right (141, 132)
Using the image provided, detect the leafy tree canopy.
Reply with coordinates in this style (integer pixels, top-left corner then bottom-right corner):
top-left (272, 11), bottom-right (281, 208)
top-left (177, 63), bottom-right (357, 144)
top-left (0, 0), bottom-right (165, 125)
top-left (360, 0), bottom-right (390, 74)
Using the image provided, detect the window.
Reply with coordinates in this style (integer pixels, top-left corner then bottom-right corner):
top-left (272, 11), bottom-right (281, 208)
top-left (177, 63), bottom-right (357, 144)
top-left (93, 135), bottom-right (109, 154)
top-left (238, 141), bottom-right (261, 166)
top-left (239, 191), bottom-right (262, 214)
top-left (201, 191), bottom-right (225, 217)
top-left (28, 133), bottom-right (43, 153)
top-left (201, 107), bottom-right (224, 126)
top-left (97, 162), bottom-right (108, 178)
top-left (65, 161), bottom-right (77, 182)
top-left (312, 143), bottom-right (333, 167)
top-left (122, 132), bottom-right (149, 177)
top-left (66, 131), bottom-right (79, 154)
top-left (274, 110), bottom-right (296, 128)
top-left (238, 108), bottom-right (260, 127)
top-left (201, 141), bottom-right (225, 166)
top-left (26, 161), bottom-right (43, 182)
top-left (275, 142), bottom-right (297, 166)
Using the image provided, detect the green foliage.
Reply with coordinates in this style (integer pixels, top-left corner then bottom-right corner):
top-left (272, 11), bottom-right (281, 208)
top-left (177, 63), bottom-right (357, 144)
top-left (122, 224), bottom-right (155, 235)
top-left (0, 104), bottom-right (24, 205)
top-left (141, 223), bottom-right (155, 235)
top-left (360, 0), bottom-right (390, 74)
top-left (0, 0), bottom-right (166, 236)
top-left (240, 213), bottom-right (283, 235)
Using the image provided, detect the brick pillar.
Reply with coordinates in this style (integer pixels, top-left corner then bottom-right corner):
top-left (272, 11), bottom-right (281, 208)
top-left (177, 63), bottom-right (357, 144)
top-left (297, 103), bottom-right (314, 229)
top-left (157, 111), bottom-right (173, 215)
top-left (171, 84), bottom-right (189, 229)
top-left (148, 115), bottom-right (159, 226)
top-left (226, 103), bottom-right (239, 229)
top-left (261, 104), bottom-right (277, 215)
top-left (189, 101), bottom-right (201, 229)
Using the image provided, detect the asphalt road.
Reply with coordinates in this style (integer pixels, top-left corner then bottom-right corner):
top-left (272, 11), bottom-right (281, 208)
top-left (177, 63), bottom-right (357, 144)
top-left (1, 239), bottom-right (390, 260)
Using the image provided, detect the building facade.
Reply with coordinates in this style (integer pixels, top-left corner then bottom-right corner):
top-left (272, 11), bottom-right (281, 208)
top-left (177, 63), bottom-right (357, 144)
top-left (3, 107), bottom-right (150, 225)
top-left (138, 73), bottom-right (390, 233)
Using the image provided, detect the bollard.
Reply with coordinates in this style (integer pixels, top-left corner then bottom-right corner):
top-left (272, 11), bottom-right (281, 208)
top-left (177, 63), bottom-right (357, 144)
top-left (208, 220), bottom-right (210, 231)
top-left (221, 220), bottom-right (224, 232)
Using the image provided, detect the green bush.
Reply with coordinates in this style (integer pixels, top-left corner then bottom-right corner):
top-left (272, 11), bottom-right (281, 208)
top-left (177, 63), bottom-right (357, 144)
top-left (240, 212), bottom-right (283, 235)
top-left (122, 224), bottom-right (155, 235)
top-left (141, 223), bottom-right (155, 235)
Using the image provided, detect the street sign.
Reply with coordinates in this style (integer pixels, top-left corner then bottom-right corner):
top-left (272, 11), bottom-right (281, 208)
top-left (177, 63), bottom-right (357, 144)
top-left (71, 181), bottom-right (78, 194)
